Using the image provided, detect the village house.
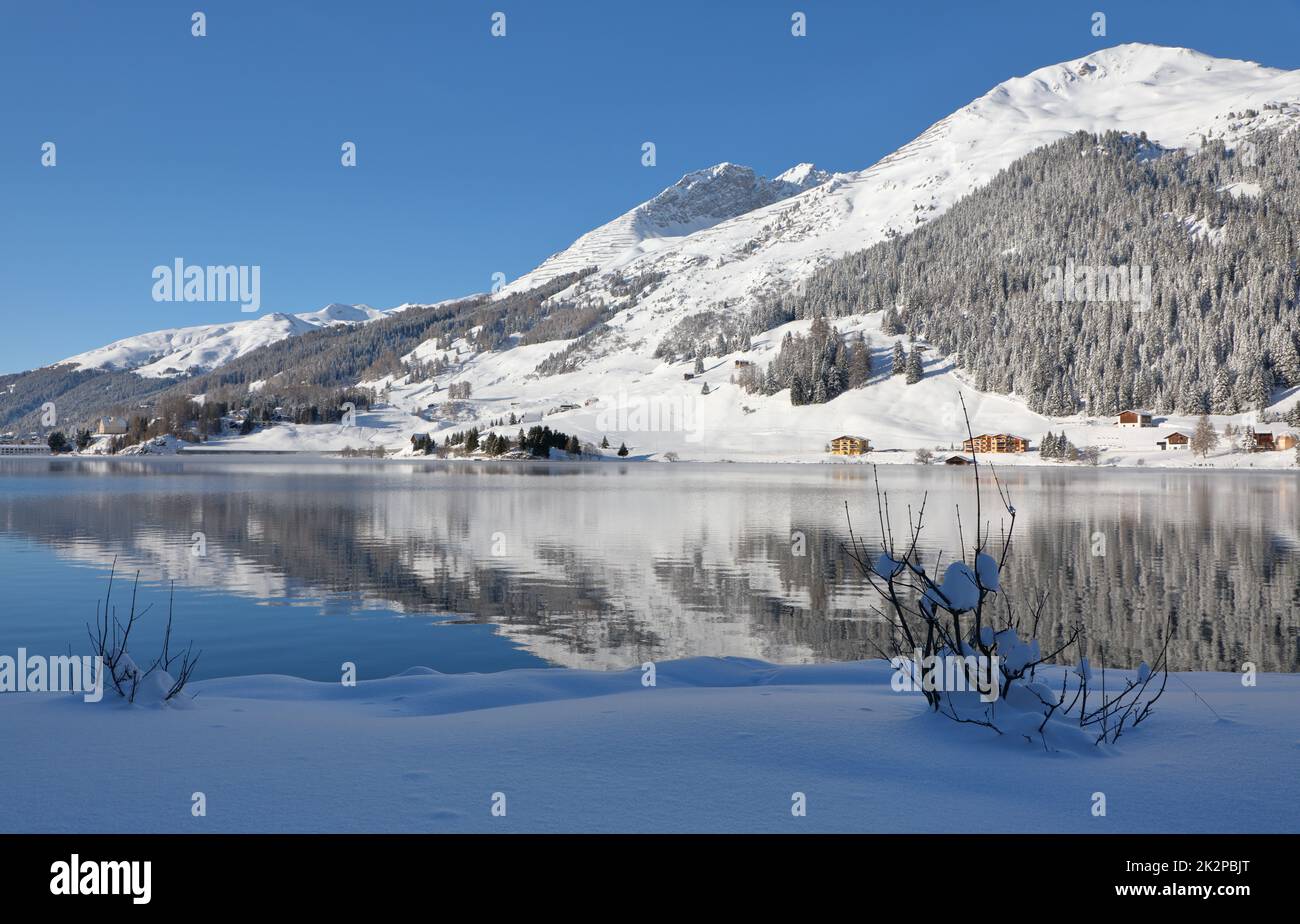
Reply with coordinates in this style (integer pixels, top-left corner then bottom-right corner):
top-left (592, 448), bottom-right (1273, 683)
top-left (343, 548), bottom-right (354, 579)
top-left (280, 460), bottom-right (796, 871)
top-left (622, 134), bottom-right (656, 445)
top-left (96, 416), bottom-right (128, 436)
top-left (1277, 434), bottom-right (1298, 451)
top-left (1251, 432), bottom-right (1276, 452)
top-left (943, 455), bottom-right (972, 465)
top-left (829, 435), bottom-right (870, 456)
top-left (962, 434), bottom-right (1029, 454)
top-left (734, 359), bottom-right (753, 368)
top-left (1156, 431), bottom-right (1189, 450)
top-left (1116, 410), bottom-right (1154, 428)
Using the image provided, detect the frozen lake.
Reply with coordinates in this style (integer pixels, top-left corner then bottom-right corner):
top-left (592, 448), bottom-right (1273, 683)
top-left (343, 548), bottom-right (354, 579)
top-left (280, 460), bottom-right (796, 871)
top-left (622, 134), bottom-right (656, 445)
top-left (0, 457), bottom-right (1296, 679)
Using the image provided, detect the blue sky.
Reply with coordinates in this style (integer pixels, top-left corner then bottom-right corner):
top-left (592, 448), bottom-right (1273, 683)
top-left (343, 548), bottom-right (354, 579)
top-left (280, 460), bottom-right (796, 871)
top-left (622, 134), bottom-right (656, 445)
top-left (4, 0), bottom-right (1300, 372)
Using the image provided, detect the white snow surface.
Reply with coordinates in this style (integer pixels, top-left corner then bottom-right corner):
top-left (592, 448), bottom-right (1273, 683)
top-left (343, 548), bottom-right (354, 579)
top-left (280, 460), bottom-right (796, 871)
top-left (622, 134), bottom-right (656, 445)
top-left (0, 656), bottom-right (1293, 832)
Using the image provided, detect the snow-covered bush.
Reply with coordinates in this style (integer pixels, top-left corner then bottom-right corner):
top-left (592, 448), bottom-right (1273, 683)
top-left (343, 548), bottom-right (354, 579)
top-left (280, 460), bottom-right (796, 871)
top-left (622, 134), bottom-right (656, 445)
top-left (847, 398), bottom-right (1169, 749)
top-left (87, 562), bottom-right (200, 705)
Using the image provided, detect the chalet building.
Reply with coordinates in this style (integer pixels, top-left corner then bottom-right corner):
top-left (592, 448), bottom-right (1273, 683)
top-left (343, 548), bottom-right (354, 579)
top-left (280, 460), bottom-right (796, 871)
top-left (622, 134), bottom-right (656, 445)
top-left (1116, 410), bottom-right (1154, 428)
top-left (734, 359), bottom-right (753, 368)
top-left (683, 373), bottom-right (695, 381)
top-left (1156, 431), bottom-right (1190, 450)
top-left (962, 434), bottom-right (1028, 454)
top-left (1277, 434), bottom-right (1298, 451)
top-left (97, 416), bottom-right (128, 435)
top-left (829, 435), bottom-right (870, 456)
top-left (943, 455), bottom-right (972, 465)
top-left (1251, 432), bottom-right (1276, 452)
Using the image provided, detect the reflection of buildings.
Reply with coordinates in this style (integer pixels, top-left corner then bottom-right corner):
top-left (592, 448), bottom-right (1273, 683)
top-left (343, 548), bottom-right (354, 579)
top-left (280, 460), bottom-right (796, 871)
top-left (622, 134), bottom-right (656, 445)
top-left (1, 462), bottom-right (1296, 673)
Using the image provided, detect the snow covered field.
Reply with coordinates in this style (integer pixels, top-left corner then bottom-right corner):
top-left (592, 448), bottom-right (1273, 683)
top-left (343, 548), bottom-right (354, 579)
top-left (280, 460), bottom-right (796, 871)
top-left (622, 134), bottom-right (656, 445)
top-left (161, 307), bottom-right (1300, 471)
top-left (0, 657), bottom-right (1293, 833)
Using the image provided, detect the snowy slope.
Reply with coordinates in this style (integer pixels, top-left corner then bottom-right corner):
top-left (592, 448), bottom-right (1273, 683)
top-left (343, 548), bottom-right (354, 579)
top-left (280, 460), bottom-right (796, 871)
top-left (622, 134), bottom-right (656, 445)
top-left (527, 44), bottom-right (1300, 349)
top-left (58, 303), bottom-right (387, 378)
top-left (501, 162), bottom-right (832, 294)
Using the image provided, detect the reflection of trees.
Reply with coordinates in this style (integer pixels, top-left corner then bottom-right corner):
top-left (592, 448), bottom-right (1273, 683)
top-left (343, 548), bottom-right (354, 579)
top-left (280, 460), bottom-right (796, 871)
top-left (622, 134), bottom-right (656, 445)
top-left (1, 462), bottom-right (1295, 671)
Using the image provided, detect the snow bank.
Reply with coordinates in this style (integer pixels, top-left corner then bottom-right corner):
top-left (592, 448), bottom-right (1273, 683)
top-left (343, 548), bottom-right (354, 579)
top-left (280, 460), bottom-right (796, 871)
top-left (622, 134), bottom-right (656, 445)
top-left (0, 657), bottom-right (1293, 833)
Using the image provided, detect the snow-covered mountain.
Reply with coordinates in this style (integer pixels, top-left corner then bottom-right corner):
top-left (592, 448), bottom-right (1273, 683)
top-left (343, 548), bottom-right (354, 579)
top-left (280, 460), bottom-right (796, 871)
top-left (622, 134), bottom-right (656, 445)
top-left (29, 43), bottom-right (1300, 459)
top-left (501, 161), bottom-right (832, 294)
top-left (59, 303), bottom-right (387, 378)
top-left (519, 44), bottom-right (1300, 347)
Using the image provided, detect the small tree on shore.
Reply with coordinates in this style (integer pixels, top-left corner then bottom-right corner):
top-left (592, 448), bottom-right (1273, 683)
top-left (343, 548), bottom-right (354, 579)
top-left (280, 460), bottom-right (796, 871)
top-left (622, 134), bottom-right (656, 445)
top-left (617, 442), bottom-right (629, 457)
top-left (1190, 414), bottom-right (1219, 457)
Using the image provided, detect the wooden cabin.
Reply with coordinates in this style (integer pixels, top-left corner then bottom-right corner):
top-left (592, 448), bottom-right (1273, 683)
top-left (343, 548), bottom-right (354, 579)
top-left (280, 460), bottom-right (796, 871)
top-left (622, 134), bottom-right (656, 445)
top-left (1156, 431), bottom-right (1190, 450)
top-left (1116, 410), bottom-right (1154, 428)
top-left (1252, 432), bottom-right (1276, 452)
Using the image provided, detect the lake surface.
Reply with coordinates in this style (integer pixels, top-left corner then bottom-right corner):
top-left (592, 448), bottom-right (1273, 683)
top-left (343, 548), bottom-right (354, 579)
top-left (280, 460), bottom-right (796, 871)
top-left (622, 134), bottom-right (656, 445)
top-left (0, 457), bottom-right (1296, 679)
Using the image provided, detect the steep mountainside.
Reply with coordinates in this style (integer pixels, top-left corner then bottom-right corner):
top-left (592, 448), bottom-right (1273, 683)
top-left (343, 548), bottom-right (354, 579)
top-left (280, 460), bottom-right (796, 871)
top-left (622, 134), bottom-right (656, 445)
top-left (502, 162), bottom-right (831, 294)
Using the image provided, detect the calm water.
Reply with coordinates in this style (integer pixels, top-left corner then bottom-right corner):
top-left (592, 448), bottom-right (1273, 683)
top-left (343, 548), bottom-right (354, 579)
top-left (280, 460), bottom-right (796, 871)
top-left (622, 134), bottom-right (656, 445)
top-left (0, 457), bottom-right (1296, 679)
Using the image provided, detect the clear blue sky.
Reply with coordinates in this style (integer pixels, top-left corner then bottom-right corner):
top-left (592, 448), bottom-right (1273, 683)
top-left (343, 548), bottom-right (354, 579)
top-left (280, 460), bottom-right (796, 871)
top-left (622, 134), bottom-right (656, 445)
top-left (4, 0), bottom-right (1300, 373)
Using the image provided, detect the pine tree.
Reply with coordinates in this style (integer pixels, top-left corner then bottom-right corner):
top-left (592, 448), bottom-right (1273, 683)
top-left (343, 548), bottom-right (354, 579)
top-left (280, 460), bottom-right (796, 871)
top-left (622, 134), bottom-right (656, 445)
top-left (892, 341), bottom-right (906, 376)
top-left (905, 348), bottom-right (923, 384)
top-left (1211, 368), bottom-right (1237, 414)
top-left (847, 342), bottom-right (872, 388)
top-left (701, 382), bottom-right (711, 395)
top-left (694, 356), bottom-right (705, 375)
top-left (617, 442), bottom-right (629, 457)
top-left (600, 435), bottom-right (609, 449)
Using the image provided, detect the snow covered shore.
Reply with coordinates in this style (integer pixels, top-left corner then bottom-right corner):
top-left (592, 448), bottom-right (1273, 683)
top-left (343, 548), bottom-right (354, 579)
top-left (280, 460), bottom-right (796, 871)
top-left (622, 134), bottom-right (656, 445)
top-left (1, 658), bottom-right (1294, 833)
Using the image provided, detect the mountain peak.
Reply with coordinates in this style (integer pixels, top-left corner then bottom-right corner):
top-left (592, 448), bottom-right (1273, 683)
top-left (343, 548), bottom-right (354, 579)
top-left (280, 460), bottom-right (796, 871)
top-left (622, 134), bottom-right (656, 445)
top-left (774, 163), bottom-right (831, 190)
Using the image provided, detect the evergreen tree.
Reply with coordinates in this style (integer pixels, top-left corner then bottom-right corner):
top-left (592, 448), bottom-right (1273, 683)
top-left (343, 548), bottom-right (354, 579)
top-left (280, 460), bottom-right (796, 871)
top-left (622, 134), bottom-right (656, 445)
top-left (905, 348), bottom-right (923, 384)
top-left (1211, 368), bottom-right (1237, 414)
top-left (617, 442), bottom-right (629, 457)
top-left (600, 435), bottom-right (610, 449)
top-left (891, 341), bottom-right (906, 376)
top-left (694, 356), bottom-right (705, 375)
